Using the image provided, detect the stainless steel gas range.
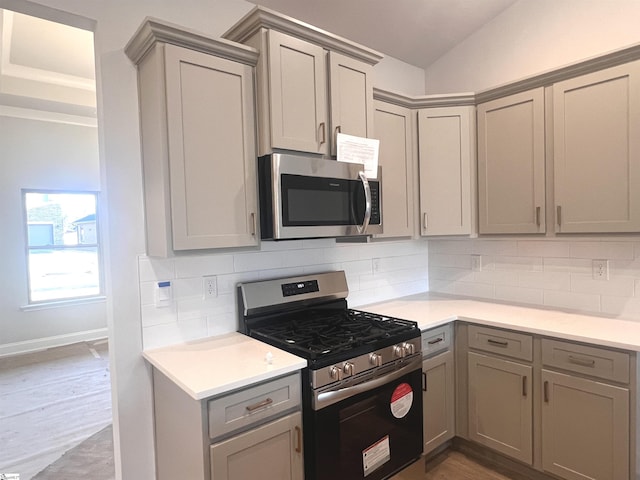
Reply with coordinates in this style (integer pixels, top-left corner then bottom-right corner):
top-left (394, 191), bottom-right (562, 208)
top-left (238, 271), bottom-right (423, 480)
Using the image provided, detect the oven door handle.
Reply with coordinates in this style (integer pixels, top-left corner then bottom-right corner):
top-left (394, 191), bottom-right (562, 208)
top-left (313, 356), bottom-right (421, 410)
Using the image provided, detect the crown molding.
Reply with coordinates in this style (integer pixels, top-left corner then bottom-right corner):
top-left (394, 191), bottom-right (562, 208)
top-left (125, 17), bottom-right (259, 66)
top-left (223, 6), bottom-right (383, 66)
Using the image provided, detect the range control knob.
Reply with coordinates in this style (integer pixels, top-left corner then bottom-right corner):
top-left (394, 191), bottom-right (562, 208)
top-left (393, 344), bottom-right (407, 358)
top-left (403, 342), bottom-right (415, 355)
top-left (370, 352), bottom-right (383, 367)
top-left (329, 365), bottom-right (343, 381)
top-left (343, 362), bottom-right (355, 376)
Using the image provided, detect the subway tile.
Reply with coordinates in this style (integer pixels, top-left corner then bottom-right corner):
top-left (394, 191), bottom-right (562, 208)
top-left (471, 239), bottom-right (518, 256)
top-left (429, 267), bottom-right (474, 282)
top-left (302, 263), bottom-right (343, 275)
top-left (543, 290), bottom-right (600, 313)
top-left (601, 296), bottom-right (640, 320)
top-left (340, 259), bottom-right (374, 277)
top-left (609, 258), bottom-right (640, 276)
top-left (172, 277), bottom-right (203, 299)
top-left (141, 303), bottom-right (177, 327)
top-left (326, 244), bottom-right (362, 263)
top-left (543, 257), bottom-right (592, 274)
top-left (216, 272), bottom-right (259, 295)
top-left (259, 240), bottom-right (304, 251)
top-left (375, 254), bottom-right (426, 273)
top-left (302, 238), bottom-right (336, 249)
top-left (233, 251), bottom-right (286, 272)
top-left (493, 256), bottom-right (543, 272)
top-left (429, 279), bottom-right (495, 299)
top-left (142, 318), bottom-right (208, 350)
top-left (472, 269), bottom-right (519, 286)
top-left (207, 312), bottom-right (237, 337)
top-left (517, 240), bottom-right (570, 258)
top-left (518, 271), bottom-right (570, 291)
top-left (138, 256), bottom-right (175, 282)
top-left (428, 240), bottom-right (471, 255)
top-left (280, 248), bottom-right (328, 268)
top-left (174, 254), bottom-right (234, 278)
top-left (429, 253), bottom-right (471, 269)
top-left (569, 241), bottom-right (634, 260)
top-left (258, 267), bottom-right (305, 279)
top-left (139, 281), bottom-right (156, 306)
top-left (570, 274), bottom-right (635, 297)
top-left (495, 285), bottom-right (544, 306)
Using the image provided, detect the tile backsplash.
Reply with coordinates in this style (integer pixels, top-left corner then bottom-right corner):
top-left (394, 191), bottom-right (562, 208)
top-left (139, 238), bottom-right (428, 349)
top-left (429, 238), bottom-right (640, 320)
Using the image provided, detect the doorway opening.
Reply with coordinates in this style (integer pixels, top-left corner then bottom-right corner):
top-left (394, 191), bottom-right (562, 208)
top-left (0, 8), bottom-right (113, 479)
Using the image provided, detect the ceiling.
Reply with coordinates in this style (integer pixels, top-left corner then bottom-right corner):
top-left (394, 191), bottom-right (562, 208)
top-left (255, 0), bottom-right (519, 69)
top-left (0, 9), bottom-right (96, 124)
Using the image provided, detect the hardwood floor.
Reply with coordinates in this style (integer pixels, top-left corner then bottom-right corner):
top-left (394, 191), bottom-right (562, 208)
top-left (0, 341), bottom-right (113, 479)
top-left (392, 450), bottom-right (517, 480)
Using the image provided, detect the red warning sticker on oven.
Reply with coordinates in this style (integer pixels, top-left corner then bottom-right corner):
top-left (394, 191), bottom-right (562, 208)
top-left (390, 382), bottom-right (413, 419)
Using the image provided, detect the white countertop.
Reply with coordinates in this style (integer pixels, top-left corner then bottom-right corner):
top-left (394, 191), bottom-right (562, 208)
top-left (143, 332), bottom-right (306, 400)
top-left (144, 293), bottom-right (640, 401)
top-left (362, 292), bottom-right (640, 352)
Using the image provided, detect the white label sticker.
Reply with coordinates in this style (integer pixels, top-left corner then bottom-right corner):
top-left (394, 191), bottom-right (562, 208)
top-left (390, 382), bottom-right (413, 419)
top-left (362, 435), bottom-right (390, 477)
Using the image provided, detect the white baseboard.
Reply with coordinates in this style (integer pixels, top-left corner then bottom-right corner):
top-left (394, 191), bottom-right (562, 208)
top-left (0, 328), bottom-right (109, 357)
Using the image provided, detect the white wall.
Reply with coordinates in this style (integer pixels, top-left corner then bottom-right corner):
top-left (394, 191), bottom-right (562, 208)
top-left (430, 238), bottom-right (640, 318)
top-left (374, 56), bottom-right (426, 95)
top-left (424, 0), bottom-right (640, 94)
top-left (0, 114), bottom-right (106, 355)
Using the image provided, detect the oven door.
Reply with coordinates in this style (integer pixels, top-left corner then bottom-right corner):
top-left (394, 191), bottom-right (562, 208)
top-left (305, 358), bottom-right (423, 480)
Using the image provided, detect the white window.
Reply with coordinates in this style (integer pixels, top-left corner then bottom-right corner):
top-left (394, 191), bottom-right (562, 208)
top-left (23, 191), bottom-right (102, 303)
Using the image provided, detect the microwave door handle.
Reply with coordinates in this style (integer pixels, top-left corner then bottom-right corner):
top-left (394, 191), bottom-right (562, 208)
top-left (357, 171), bottom-right (372, 234)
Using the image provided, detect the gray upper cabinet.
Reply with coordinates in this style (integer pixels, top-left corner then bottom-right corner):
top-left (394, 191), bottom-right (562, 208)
top-left (373, 100), bottom-right (415, 238)
top-left (264, 30), bottom-right (328, 155)
top-left (224, 6), bottom-right (382, 157)
top-left (126, 20), bottom-right (260, 256)
top-left (553, 60), bottom-right (640, 233)
top-left (329, 51), bottom-right (375, 155)
top-left (477, 88), bottom-right (546, 234)
top-left (418, 106), bottom-right (474, 236)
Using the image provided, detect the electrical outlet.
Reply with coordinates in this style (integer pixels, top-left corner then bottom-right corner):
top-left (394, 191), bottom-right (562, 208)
top-left (592, 259), bottom-right (609, 281)
top-left (471, 254), bottom-right (482, 272)
top-left (203, 275), bottom-right (217, 299)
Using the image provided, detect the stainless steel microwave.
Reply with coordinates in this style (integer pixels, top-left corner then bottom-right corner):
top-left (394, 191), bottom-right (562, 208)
top-left (258, 153), bottom-right (383, 240)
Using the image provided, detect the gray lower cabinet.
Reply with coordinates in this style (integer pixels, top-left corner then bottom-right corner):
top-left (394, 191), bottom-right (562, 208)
top-left (462, 325), bottom-right (636, 480)
top-left (541, 338), bottom-right (631, 480)
top-left (467, 351), bottom-right (533, 464)
top-left (210, 412), bottom-right (303, 480)
top-left (152, 368), bottom-right (302, 480)
top-left (422, 349), bottom-right (455, 454)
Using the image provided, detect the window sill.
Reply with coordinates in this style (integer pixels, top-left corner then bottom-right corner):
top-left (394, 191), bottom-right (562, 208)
top-left (20, 296), bottom-right (107, 312)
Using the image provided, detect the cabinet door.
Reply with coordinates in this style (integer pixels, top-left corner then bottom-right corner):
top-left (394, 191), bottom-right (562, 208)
top-left (423, 350), bottom-right (455, 454)
top-left (210, 412), bottom-right (303, 480)
top-left (541, 370), bottom-right (629, 480)
top-left (553, 60), bottom-right (640, 233)
top-left (477, 88), bottom-right (545, 234)
top-left (164, 44), bottom-right (258, 250)
top-left (468, 352), bottom-right (533, 464)
top-left (268, 30), bottom-right (328, 154)
top-left (418, 106), bottom-right (474, 236)
top-left (329, 51), bottom-right (374, 155)
top-left (373, 100), bottom-right (415, 238)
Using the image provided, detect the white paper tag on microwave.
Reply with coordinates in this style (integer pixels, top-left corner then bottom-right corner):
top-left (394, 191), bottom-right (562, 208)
top-left (362, 435), bottom-right (390, 477)
top-left (390, 382), bottom-right (413, 419)
top-left (336, 132), bottom-right (379, 179)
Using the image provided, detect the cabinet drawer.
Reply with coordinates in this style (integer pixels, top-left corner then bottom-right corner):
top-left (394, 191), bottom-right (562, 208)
top-left (468, 325), bottom-right (533, 361)
top-left (422, 324), bottom-right (452, 358)
top-left (208, 372), bottom-right (301, 441)
top-left (541, 339), bottom-right (630, 383)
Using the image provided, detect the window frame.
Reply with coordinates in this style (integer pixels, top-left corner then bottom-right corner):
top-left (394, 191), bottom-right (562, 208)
top-left (22, 189), bottom-right (104, 305)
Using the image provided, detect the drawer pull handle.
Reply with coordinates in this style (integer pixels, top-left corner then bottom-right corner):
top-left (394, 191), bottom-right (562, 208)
top-left (294, 425), bottom-right (302, 453)
top-left (427, 337), bottom-right (444, 345)
top-left (568, 355), bottom-right (596, 367)
top-left (487, 338), bottom-right (509, 347)
top-left (522, 376), bottom-right (527, 397)
top-left (246, 397), bottom-right (273, 412)
top-left (422, 371), bottom-right (427, 392)
top-left (543, 380), bottom-right (549, 403)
